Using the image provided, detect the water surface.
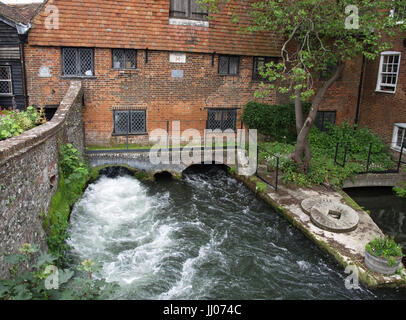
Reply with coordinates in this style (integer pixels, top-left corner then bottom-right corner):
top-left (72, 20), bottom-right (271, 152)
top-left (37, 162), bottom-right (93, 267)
top-left (67, 166), bottom-right (406, 299)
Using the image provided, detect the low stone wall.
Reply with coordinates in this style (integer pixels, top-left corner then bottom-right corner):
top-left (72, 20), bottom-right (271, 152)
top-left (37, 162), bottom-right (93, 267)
top-left (0, 81), bottom-right (84, 277)
top-left (343, 172), bottom-right (406, 189)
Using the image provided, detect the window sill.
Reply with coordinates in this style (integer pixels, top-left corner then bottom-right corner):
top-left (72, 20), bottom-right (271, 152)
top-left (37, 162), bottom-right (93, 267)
top-left (219, 73), bottom-right (240, 77)
top-left (0, 94), bottom-right (13, 97)
top-left (111, 68), bottom-right (139, 72)
top-left (375, 89), bottom-right (396, 94)
top-left (169, 18), bottom-right (209, 27)
top-left (112, 133), bottom-right (148, 136)
top-left (61, 75), bottom-right (97, 80)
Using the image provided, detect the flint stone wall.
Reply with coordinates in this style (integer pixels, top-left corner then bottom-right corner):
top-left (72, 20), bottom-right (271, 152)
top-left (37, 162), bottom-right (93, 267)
top-left (0, 81), bottom-right (84, 277)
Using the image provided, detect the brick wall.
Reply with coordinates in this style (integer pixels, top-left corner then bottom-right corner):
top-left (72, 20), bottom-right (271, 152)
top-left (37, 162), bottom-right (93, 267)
top-left (25, 46), bottom-right (280, 146)
top-left (359, 35), bottom-right (406, 145)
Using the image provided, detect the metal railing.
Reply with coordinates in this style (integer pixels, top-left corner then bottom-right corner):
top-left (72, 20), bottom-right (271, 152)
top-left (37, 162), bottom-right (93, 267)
top-left (255, 145), bottom-right (279, 192)
top-left (333, 141), bottom-right (405, 174)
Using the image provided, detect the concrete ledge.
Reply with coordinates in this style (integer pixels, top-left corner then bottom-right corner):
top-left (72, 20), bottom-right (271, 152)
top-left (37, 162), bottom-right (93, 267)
top-left (343, 173), bottom-right (406, 189)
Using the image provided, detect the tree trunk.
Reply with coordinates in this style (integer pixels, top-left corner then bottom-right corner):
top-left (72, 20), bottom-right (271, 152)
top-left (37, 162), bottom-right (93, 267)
top-left (291, 62), bottom-right (346, 170)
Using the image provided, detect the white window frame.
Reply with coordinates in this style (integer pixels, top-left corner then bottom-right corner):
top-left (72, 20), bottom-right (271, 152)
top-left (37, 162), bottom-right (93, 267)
top-left (390, 2), bottom-right (406, 24)
top-left (392, 123), bottom-right (406, 151)
top-left (375, 51), bottom-right (401, 94)
top-left (0, 65), bottom-right (12, 96)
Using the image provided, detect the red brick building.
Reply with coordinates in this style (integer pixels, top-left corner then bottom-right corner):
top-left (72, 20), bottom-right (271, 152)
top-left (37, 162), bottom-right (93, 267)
top-left (357, 34), bottom-right (406, 152)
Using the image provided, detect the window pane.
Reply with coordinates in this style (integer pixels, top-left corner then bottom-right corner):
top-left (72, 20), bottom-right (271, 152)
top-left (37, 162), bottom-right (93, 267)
top-left (79, 49), bottom-right (93, 76)
top-left (0, 66), bottom-right (12, 94)
top-left (219, 56), bottom-right (229, 74)
top-left (222, 110), bottom-right (236, 130)
top-left (130, 110), bottom-right (146, 133)
top-left (63, 48), bottom-right (77, 75)
top-left (396, 128), bottom-right (405, 147)
top-left (112, 49), bottom-right (125, 69)
top-left (114, 111), bottom-right (129, 134)
top-left (125, 50), bottom-right (137, 69)
top-left (190, 0), bottom-right (208, 20)
top-left (170, 0), bottom-right (187, 17)
top-left (229, 56), bottom-right (239, 74)
top-left (207, 110), bottom-right (222, 130)
top-left (0, 66), bottom-right (11, 80)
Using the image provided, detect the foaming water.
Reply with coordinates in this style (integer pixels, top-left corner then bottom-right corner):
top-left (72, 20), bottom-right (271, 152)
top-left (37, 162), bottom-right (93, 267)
top-left (67, 166), bottom-right (406, 300)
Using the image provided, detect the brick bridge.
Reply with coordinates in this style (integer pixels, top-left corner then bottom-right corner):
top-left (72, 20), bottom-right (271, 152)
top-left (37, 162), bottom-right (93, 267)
top-left (85, 148), bottom-right (256, 177)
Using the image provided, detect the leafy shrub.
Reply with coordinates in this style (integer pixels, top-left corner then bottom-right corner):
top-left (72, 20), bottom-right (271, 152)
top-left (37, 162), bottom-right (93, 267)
top-left (242, 101), bottom-right (311, 143)
top-left (0, 244), bottom-right (118, 300)
top-left (366, 236), bottom-right (404, 267)
top-left (0, 107), bottom-right (45, 141)
top-left (259, 123), bottom-right (397, 187)
top-left (45, 144), bottom-right (89, 264)
top-left (393, 182), bottom-right (406, 198)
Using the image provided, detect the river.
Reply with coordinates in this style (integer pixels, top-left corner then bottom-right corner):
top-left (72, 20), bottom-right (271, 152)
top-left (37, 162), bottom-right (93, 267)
top-left (66, 166), bottom-right (406, 299)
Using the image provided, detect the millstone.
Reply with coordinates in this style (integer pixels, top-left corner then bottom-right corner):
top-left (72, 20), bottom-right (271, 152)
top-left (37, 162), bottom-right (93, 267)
top-left (310, 202), bottom-right (359, 233)
top-left (300, 196), bottom-right (336, 216)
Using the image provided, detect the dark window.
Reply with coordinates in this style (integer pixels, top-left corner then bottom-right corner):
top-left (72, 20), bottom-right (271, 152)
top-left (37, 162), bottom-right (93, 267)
top-left (170, 0), bottom-right (208, 20)
top-left (114, 110), bottom-right (146, 135)
top-left (253, 57), bottom-right (279, 81)
top-left (0, 66), bottom-right (12, 95)
top-left (207, 109), bottom-right (237, 131)
top-left (218, 55), bottom-right (239, 75)
top-left (112, 49), bottom-right (137, 69)
top-left (62, 48), bottom-right (94, 77)
top-left (315, 111), bottom-right (336, 131)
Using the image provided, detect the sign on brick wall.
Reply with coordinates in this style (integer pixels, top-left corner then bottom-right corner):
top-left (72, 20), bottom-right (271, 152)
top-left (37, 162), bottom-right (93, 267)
top-left (171, 70), bottom-right (184, 78)
top-left (170, 53), bottom-right (186, 64)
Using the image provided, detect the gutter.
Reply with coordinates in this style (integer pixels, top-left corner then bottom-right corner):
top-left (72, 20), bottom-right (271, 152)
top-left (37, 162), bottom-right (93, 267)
top-left (355, 54), bottom-right (366, 126)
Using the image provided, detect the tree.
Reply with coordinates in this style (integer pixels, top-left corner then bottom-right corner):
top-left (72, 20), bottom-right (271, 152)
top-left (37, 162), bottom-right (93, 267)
top-left (200, 0), bottom-right (406, 171)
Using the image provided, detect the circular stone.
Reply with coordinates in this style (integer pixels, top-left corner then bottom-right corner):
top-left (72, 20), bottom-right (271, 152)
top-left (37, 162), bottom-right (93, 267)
top-left (300, 196), bottom-right (337, 216)
top-left (310, 202), bottom-right (359, 233)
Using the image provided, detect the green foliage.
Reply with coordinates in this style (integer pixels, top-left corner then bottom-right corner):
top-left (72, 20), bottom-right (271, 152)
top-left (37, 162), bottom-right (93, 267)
top-left (366, 236), bottom-right (404, 267)
top-left (45, 144), bottom-right (89, 265)
top-left (259, 123), bottom-right (396, 187)
top-left (256, 181), bottom-right (268, 193)
top-left (0, 244), bottom-right (118, 300)
top-left (200, 0), bottom-right (406, 101)
top-left (393, 182), bottom-right (406, 198)
top-left (0, 107), bottom-right (45, 141)
top-left (242, 101), bottom-right (310, 143)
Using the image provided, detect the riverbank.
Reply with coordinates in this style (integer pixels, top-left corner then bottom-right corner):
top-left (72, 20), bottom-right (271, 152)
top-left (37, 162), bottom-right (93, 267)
top-left (230, 170), bottom-right (406, 289)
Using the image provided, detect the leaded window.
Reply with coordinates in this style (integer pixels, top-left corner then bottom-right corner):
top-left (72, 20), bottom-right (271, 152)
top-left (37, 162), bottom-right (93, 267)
top-left (0, 66), bottom-right (12, 95)
top-left (170, 0), bottom-right (208, 20)
top-left (393, 124), bottom-right (406, 150)
top-left (114, 110), bottom-right (146, 135)
top-left (112, 49), bottom-right (137, 69)
top-left (62, 47), bottom-right (94, 77)
top-left (207, 109), bottom-right (237, 131)
top-left (315, 111), bottom-right (336, 132)
top-left (218, 55), bottom-right (239, 75)
top-left (376, 52), bottom-right (401, 93)
top-left (253, 57), bottom-right (278, 81)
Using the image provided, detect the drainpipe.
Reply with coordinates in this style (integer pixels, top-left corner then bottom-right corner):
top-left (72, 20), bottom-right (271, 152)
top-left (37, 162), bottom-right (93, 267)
top-left (354, 54), bottom-right (366, 126)
top-left (19, 36), bottom-right (29, 110)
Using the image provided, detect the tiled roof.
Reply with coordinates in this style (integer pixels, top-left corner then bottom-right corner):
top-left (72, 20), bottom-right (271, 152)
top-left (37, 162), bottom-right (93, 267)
top-left (28, 0), bottom-right (282, 56)
top-left (10, 3), bottom-right (43, 23)
top-left (0, 1), bottom-right (30, 25)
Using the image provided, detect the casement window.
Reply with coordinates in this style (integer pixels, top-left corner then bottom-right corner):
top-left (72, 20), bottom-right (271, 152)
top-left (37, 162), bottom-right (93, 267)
top-left (112, 49), bottom-right (137, 69)
top-left (218, 55), bottom-right (239, 75)
top-left (207, 109), bottom-right (237, 131)
top-left (392, 124), bottom-right (406, 150)
top-left (390, 3), bottom-right (406, 23)
top-left (315, 111), bottom-right (336, 132)
top-left (62, 48), bottom-right (94, 77)
top-left (253, 57), bottom-right (278, 81)
top-left (113, 110), bottom-right (146, 135)
top-left (0, 66), bottom-right (12, 95)
top-left (376, 51), bottom-right (401, 93)
top-left (170, 0), bottom-right (208, 20)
